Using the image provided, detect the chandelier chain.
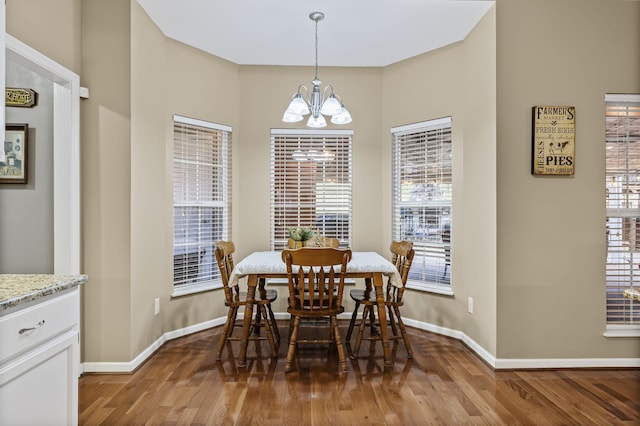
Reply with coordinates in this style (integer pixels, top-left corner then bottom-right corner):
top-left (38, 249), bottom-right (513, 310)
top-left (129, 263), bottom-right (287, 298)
top-left (314, 16), bottom-right (319, 80)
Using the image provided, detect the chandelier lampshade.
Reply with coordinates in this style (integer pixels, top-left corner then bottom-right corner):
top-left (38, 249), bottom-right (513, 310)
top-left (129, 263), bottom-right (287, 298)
top-left (283, 12), bottom-right (352, 127)
top-left (307, 114), bottom-right (327, 128)
top-left (331, 105), bottom-right (352, 124)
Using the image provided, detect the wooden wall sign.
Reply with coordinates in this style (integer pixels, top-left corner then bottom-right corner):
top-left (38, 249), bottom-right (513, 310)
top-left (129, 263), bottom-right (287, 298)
top-left (531, 105), bottom-right (575, 175)
top-left (5, 87), bottom-right (37, 108)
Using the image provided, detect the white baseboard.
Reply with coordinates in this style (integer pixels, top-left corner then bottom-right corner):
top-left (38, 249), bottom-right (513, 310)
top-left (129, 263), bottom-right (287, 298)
top-left (82, 317), bottom-right (226, 373)
top-left (402, 317), bottom-right (497, 367)
top-left (82, 313), bottom-right (640, 373)
top-left (495, 357), bottom-right (640, 369)
top-left (403, 318), bottom-right (640, 369)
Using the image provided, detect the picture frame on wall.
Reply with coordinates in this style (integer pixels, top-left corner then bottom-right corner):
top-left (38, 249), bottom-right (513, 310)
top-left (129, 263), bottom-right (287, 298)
top-left (531, 106), bottom-right (575, 176)
top-left (0, 124), bottom-right (29, 184)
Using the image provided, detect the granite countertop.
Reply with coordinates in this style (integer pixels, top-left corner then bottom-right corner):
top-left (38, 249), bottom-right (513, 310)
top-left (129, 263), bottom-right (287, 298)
top-left (0, 274), bottom-right (88, 312)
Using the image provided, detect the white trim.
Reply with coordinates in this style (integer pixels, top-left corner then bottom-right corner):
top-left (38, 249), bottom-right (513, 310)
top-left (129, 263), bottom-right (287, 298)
top-left (495, 357), bottom-right (640, 369)
top-left (403, 317), bottom-right (497, 366)
top-left (391, 116), bottom-right (452, 134)
top-left (171, 281), bottom-right (223, 298)
top-left (404, 317), bottom-right (640, 369)
top-left (82, 317), bottom-right (226, 373)
top-left (603, 324), bottom-right (640, 338)
top-left (173, 114), bottom-right (231, 132)
top-left (604, 93), bottom-right (640, 103)
top-left (6, 35), bottom-right (81, 275)
top-left (83, 313), bottom-right (640, 373)
top-left (1, 3), bottom-right (5, 145)
top-left (270, 128), bottom-right (354, 136)
top-left (406, 280), bottom-right (454, 296)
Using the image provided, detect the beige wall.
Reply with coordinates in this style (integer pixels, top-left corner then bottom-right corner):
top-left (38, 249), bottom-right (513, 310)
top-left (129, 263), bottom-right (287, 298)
top-left (381, 7), bottom-right (497, 353)
top-left (131, 4), bottom-right (241, 353)
top-left (461, 7), bottom-right (497, 354)
top-left (6, 0), bottom-right (81, 74)
top-left (6, 0), bottom-right (639, 365)
top-left (130, 1), bottom-right (168, 358)
top-left (496, 0), bottom-right (640, 359)
top-left (80, 0), bottom-right (133, 362)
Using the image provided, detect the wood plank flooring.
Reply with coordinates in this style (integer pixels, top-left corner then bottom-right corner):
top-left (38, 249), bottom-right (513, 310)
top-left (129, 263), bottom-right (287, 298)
top-left (79, 323), bottom-right (640, 425)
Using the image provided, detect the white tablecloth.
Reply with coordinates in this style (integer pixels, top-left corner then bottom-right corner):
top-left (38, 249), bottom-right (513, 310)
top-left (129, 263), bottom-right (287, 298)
top-left (229, 251), bottom-right (402, 287)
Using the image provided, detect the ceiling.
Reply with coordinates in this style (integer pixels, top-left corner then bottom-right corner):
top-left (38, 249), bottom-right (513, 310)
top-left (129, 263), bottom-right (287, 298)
top-left (135, 0), bottom-right (495, 67)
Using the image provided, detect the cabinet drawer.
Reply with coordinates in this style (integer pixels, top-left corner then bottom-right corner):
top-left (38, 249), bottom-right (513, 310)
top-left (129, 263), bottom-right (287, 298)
top-left (0, 289), bottom-right (79, 364)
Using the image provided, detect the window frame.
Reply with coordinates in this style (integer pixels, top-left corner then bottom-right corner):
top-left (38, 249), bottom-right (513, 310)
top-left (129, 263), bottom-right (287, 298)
top-left (604, 94), bottom-right (640, 336)
top-left (270, 129), bottom-right (353, 251)
top-left (172, 115), bottom-right (232, 297)
top-left (391, 117), bottom-right (453, 295)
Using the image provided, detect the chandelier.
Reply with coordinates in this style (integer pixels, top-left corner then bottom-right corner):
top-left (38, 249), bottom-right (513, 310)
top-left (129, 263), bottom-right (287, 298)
top-left (282, 11), bottom-right (352, 128)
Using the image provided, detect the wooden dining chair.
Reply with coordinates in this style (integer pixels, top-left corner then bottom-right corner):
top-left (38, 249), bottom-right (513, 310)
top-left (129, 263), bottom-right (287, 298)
top-left (345, 241), bottom-right (415, 358)
top-left (281, 247), bottom-right (352, 373)
top-left (214, 241), bottom-right (280, 361)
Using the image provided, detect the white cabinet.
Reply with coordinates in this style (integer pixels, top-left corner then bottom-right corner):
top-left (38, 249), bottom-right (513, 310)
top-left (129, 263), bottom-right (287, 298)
top-left (0, 288), bottom-right (80, 425)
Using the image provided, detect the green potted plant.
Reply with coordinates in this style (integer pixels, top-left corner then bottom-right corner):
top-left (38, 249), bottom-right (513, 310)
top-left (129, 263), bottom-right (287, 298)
top-left (288, 226), bottom-right (314, 248)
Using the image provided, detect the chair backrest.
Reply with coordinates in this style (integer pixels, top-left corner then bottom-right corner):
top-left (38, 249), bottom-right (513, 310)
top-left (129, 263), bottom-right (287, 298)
top-left (388, 241), bottom-right (415, 302)
top-left (282, 247), bottom-right (352, 314)
top-left (214, 241), bottom-right (238, 304)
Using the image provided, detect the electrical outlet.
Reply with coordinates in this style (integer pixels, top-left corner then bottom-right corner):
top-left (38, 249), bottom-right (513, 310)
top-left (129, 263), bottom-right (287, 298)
top-left (154, 298), bottom-right (160, 315)
top-left (467, 297), bottom-right (473, 314)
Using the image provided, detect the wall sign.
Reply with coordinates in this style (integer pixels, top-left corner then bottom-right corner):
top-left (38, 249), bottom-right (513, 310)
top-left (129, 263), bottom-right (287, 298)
top-left (5, 87), bottom-right (37, 108)
top-left (531, 105), bottom-right (575, 175)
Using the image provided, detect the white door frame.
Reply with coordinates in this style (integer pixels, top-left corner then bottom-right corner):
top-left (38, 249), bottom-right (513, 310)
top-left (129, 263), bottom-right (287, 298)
top-left (6, 35), bottom-right (81, 274)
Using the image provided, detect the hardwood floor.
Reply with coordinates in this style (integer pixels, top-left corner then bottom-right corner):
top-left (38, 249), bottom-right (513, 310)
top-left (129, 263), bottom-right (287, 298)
top-left (79, 323), bottom-right (640, 425)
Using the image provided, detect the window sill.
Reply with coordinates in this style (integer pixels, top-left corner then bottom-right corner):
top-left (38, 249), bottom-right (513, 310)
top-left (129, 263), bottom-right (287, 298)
top-left (172, 280), bottom-right (222, 298)
top-left (406, 280), bottom-right (454, 296)
top-left (603, 325), bottom-right (640, 338)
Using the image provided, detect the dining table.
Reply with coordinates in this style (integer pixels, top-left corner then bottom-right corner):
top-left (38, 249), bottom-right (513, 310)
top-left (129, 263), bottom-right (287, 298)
top-left (228, 250), bottom-right (402, 369)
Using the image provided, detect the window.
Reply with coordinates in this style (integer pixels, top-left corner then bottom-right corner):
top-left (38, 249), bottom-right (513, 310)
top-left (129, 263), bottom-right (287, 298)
top-left (173, 115), bottom-right (231, 296)
top-left (270, 129), bottom-right (352, 251)
top-left (392, 117), bottom-right (452, 293)
top-left (605, 94), bottom-right (640, 334)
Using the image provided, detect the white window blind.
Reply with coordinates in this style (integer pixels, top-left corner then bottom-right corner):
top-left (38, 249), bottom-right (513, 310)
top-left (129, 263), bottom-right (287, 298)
top-left (605, 94), bottom-right (640, 328)
top-left (270, 129), bottom-right (352, 251)
top-left (173, 115), bottom-right (231, 294)
top-left (392, 117), bottom-right (452, 290)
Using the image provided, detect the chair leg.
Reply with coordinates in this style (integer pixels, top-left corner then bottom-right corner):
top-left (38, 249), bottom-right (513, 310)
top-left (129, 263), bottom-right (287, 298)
top-left (258, 305), bottom-right (278, 358)
top-left (267, 303), bottom-right (280, 344)
top-left (388, 304), bottom-right (398, 337)
top-left (346, 300), bottom-right (360, 341)
top-left (253, 305), bottom-right (262, 335)
top-left (331, 315), bottom-right (348, 373)
top-left (352, 304), bottom-right (371, 359)
top-left (369, 305), bottom-right (378, 336)
top-left (216, 306), bottom-right (236, 360)
top-left (285, 315), bottom-right (301, 373)
top-left (393, 305), bottom-right (413, 358)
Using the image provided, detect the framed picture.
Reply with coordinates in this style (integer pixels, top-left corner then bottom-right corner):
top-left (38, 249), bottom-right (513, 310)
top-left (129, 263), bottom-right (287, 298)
top-left (531, 106), bottom-right (575, 175)
top-left (1, 124), bottom-right (29, 184)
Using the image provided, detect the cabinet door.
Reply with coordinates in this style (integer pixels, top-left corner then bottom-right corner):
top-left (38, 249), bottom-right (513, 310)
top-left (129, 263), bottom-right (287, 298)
top-left (0, 330), bottom-right (78, 426)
